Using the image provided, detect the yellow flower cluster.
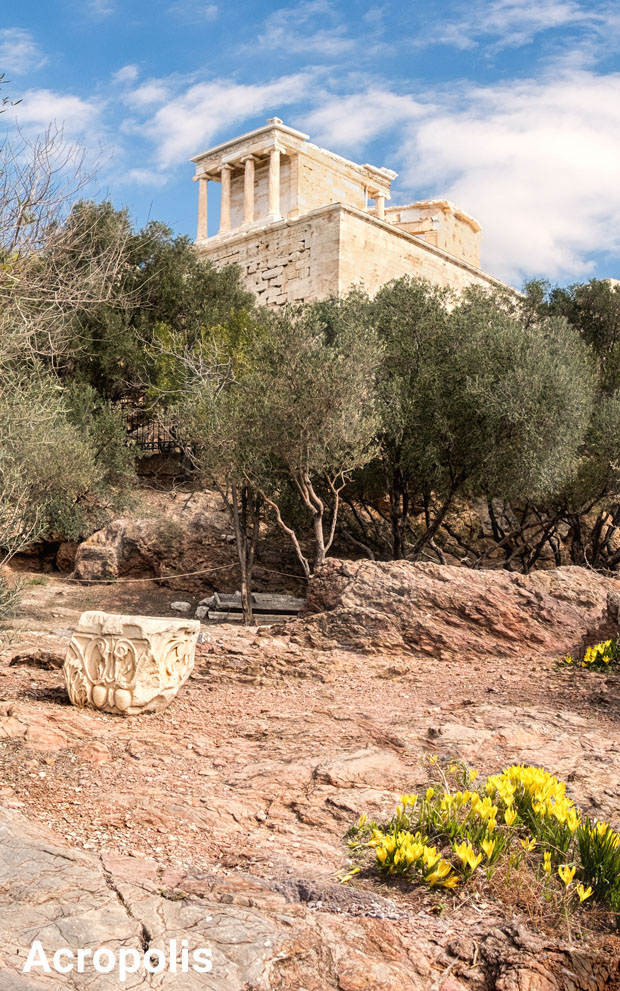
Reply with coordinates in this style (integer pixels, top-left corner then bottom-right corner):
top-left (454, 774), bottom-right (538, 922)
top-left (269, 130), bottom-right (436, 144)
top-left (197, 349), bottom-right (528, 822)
top-left (486, 764), bottom-right (581, 832)
top-left (454, 840), bottom-right (482, 872)
top-left (370, 828), bottom-right (458, 888)
top-left (564, 639), bottom-right (617, 670)
top-left (439, 790), bottom-right (498, 828)
top-left (350, 762), bottom-right (620, 915)
top-left (589, 820), bottom-right (620, 848)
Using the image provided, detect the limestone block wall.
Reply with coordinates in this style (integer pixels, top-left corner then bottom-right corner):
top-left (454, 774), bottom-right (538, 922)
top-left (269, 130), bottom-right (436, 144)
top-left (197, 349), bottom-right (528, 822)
top-left (386, 202), bottom-right (481, 268)
top-left (197, 204), bottom-right (503, 306)
top-left (197, 207), bottom-right (341, 306)
top-left (337, 208), bottom-right (498, 296)
top-left (297, 156), bottom-right (367, 216)
top-left (434, 211), bottom-right (481, 268)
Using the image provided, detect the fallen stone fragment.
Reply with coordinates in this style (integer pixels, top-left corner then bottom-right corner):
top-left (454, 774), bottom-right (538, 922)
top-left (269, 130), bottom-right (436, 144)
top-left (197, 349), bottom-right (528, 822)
top-left (63, 610), bottom-right (200, 715)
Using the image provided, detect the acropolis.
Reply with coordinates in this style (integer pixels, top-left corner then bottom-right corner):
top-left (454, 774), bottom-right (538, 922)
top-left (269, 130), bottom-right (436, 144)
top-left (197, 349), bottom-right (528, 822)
top-left (191, 117), bottom-right (506, 304)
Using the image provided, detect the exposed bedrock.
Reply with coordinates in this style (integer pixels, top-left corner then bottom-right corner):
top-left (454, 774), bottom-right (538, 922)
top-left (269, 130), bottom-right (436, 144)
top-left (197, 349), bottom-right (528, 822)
top-left (291, 560), bottom-right (620, 658)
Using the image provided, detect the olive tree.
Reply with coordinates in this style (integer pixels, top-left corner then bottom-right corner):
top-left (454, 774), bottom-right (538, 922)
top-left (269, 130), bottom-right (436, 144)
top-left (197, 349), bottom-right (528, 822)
top-left (175, 354), bottom-right (262, 625)
top-left (351, 278), bottom-right (595, 562)
top-left (174, 301), bottom-right (381, 622)
top-left (238, 303), bottom-right (381, 578)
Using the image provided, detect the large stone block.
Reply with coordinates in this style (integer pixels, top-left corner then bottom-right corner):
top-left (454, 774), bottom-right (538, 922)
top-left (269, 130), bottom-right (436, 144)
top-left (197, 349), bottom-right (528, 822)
top-left (63, 611), bottom-right (200, 716)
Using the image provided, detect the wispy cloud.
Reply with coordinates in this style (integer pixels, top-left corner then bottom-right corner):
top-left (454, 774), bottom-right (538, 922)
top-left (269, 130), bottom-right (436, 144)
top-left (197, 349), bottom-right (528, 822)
top-left (124, 167), bottom-right (168, 187)
top-left (86, 0), bottom-right (115, 18)
top-left (138, 72), bottom-right (317, 167)
top-left (124, 80), bottom-right (171, 109)
top-left (0, 28), bottom-right (46, 76)
top-left (113, 65), bottom-right (139, 84)
top-left (304, 90), bottom-right (427, 155)
top-left (256, 0), bottom-right (356, 56)
top-left (167, 0), bottom-right (218, 21)
top-left (423, 0), bottom-right (599, 52)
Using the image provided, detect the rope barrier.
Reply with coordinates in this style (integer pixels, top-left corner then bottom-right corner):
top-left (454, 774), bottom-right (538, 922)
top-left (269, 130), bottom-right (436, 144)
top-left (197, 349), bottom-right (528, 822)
top-left (42, 563), bottom-right (307, 585)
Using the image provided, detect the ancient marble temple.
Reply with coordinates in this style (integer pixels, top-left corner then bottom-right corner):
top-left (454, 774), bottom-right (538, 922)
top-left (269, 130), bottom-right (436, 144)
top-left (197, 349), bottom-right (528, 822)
top-left (191, 117), bottom-right (506, 305)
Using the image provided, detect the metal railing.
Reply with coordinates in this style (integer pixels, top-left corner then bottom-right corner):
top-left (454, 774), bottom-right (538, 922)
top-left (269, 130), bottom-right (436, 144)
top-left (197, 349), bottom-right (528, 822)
top-left (119, 403), bottom-right (182, 454)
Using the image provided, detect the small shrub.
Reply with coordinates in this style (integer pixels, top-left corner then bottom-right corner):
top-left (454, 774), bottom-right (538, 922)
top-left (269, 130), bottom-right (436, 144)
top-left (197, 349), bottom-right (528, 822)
top-left (563, 639), bottom-right (619, 670)
top-left (346, 761), bottom-right (620, 927)
top-left (0, 576), bottom-right (21, 620)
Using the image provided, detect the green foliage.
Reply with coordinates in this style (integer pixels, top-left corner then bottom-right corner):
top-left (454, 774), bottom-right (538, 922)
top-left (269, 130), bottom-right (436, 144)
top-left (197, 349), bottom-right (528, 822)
top-left (63, 203), bottom-right (255, 400)
top-left (0, 369), bottom-right (136, 553)
top-left (349, 278), bottom-right (595, 560)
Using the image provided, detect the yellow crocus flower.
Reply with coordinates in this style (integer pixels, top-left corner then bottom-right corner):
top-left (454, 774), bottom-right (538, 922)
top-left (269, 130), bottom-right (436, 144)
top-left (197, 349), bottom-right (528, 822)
top-left (440, 873), bottom-right (460, 888)
top-left (576, 883), bottom-right (593, 902)
top-left (543, 852), bottom-right (552, 874)
top-left (520, 836), bottom-right (537, 853)
top-left (425, 787), bottom-right (435, 801)
top-left (504, 807), bottom-right (517, 827)
top-left (558, 864), bottom-right (576, 887)
top-left (482, 838), bottom-right (495, 859)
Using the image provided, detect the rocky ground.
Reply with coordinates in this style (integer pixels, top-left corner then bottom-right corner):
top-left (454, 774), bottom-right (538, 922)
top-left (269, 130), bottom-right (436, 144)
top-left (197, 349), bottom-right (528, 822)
top-left (1, 560), bottom-right (620, 988)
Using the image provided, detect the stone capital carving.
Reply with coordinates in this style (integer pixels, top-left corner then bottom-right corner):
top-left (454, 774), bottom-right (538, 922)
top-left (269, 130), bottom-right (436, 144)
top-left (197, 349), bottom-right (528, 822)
top-left (63, 611), bottom-right (200, 716)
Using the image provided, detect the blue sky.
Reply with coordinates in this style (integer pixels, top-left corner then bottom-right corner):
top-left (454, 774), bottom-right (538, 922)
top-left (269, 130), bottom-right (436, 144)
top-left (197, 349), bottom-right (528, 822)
top-left (2, 0), bottom-right (620, 287)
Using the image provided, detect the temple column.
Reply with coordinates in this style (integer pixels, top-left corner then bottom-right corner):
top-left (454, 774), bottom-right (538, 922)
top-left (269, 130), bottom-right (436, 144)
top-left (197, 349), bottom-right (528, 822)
top-left (375, 194), bottom-right (385, 221)
top-left (268, 148), bottom-right (281, 221)
top-left (196, 174), bottom-right (208, 241)
top-left (219, 164), bottom-right (233, 234)
top-left (242, 155), bottom-right (256, 225)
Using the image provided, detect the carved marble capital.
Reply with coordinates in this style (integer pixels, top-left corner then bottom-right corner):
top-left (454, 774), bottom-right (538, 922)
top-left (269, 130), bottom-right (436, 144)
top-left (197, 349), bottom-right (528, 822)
top-left (64, 611), bottom-right (200, 716)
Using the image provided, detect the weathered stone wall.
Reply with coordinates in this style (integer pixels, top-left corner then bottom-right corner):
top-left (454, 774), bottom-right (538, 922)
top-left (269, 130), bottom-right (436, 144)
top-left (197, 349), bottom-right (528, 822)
top-left (197, 204), bottom-right (503, 305)
top-left (297, 153), bottom-right (366, 217)
top-left (385, 203), bottom-right (482, 269)
top-left (337, 207), bottom-right (497, 295)
top-left (198, 206), bottom-right (341, 305)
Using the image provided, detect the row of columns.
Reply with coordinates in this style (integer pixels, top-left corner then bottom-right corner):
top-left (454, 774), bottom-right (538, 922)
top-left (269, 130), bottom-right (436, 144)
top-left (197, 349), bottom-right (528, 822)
top-left (196, 147), bottom-right (282, 241)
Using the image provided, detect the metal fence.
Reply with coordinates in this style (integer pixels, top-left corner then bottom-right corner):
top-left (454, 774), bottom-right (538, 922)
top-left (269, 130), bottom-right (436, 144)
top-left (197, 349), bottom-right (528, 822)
top-left (120, 404), bottom-right (182, 454)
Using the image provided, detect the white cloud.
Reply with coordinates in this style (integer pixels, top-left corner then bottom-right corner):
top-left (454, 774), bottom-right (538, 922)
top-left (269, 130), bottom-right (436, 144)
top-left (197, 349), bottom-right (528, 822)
top-left (425, 0), bottom-right (597, 51)
top-left (140, 72), bottom-right (316, 167)
top-left (113, 64), bottom-right (139, 84)
top-left (12, 89), bottom-right (102, 136)
top-left (393, 70), bottom-right (620, 283)
top-left (124, 167), bottom-right (168, 186)
top-left (304, 90), bottom-right (428, 155)
top-left (125, 80), bottom-right (171, 108)
top-left (0, 28), bottom-right (46, 75)
top-left (257, 0), bottom-right (356, 56)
